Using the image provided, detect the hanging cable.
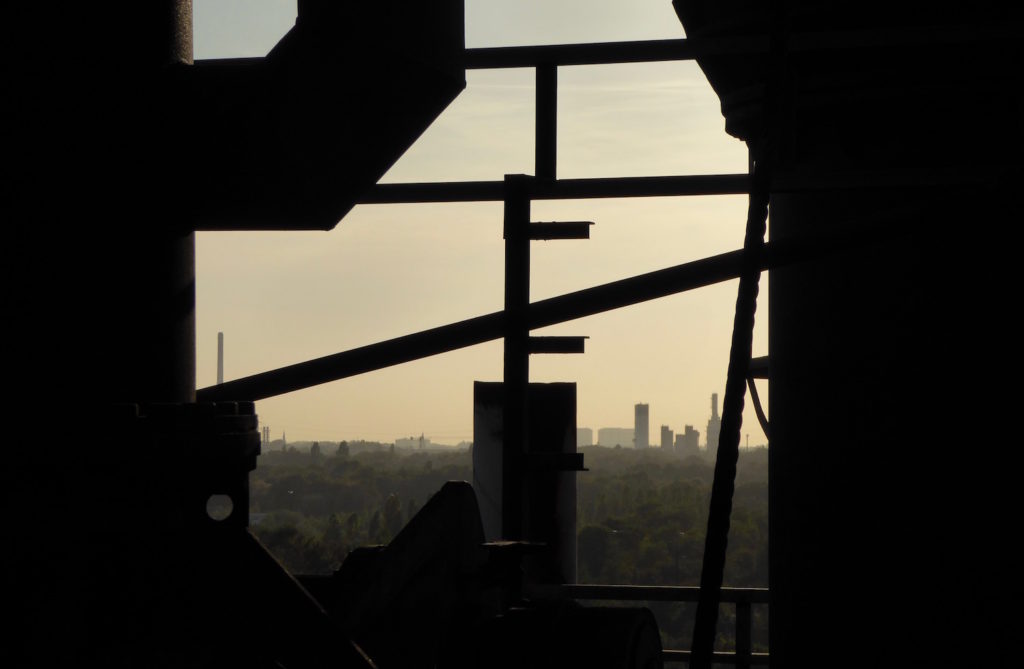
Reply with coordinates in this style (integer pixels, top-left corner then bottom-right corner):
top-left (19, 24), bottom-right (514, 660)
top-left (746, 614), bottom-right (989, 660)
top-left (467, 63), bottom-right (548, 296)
top-left (747, 376), bottom-right (771, 441)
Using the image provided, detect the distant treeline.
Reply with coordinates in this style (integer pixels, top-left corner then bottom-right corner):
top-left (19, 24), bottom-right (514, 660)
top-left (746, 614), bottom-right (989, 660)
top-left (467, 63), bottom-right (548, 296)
top-left (249, 444), bottom-right (768, 652)
top-left (261, 439), bottom-right (469, 456)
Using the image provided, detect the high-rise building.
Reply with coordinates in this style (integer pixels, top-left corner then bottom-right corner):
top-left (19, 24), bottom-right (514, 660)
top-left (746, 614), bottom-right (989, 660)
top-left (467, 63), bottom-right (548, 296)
top-left (676, 425), bottom-right (700, 456)
top-left (660, 425), bottom-right (673, 449)
top-left (706, 393), bottom-right (721, 455)
top-left (634, 403), bottom-right (649, 449)
top-left (576, 427), bottom-right (593, 448)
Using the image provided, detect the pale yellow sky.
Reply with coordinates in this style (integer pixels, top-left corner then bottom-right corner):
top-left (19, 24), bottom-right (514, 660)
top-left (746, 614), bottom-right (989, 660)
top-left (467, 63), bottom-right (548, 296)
top-left (194, 0), bottom-right (768, 445)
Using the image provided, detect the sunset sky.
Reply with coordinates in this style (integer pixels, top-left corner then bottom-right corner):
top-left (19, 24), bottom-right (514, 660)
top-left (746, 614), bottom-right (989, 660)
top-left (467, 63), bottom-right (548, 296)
top-left (193, 0), bottom-right (768, 446)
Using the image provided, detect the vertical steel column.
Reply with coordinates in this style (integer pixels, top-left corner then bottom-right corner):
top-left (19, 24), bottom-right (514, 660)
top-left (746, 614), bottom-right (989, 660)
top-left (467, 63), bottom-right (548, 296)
top-left (535, 64), bottom-right (557, 181)
top-left (502, 174), bottom-right (532, 539)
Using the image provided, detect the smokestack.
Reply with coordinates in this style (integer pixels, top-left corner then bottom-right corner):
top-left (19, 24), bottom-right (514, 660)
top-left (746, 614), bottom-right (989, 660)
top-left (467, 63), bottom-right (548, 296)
top-left (217, 331), bottom-right (224, 385)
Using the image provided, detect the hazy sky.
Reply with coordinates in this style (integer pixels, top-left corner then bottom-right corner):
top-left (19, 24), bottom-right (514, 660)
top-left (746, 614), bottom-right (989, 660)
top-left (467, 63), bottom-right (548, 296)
top-left (193, 0), bottom-right (768, 446)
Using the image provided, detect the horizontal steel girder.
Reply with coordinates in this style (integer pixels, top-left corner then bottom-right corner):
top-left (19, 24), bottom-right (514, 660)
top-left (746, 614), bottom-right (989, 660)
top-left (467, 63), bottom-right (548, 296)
top-left (198, 228), bottom-right (869, 402)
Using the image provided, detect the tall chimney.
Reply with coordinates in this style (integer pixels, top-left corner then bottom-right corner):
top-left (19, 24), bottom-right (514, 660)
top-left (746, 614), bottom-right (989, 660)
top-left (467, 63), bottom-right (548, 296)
top-left (217, 332), bottom-right (224, 385)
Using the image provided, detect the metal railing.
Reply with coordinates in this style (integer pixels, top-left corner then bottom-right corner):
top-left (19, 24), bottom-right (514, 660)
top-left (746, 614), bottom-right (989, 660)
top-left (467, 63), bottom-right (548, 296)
top-left (526, 584), bottom-right (769, 667)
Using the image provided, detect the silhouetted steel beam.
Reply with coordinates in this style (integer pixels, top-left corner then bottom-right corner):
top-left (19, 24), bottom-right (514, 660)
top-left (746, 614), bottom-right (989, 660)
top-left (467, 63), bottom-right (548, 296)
top-left (358, 167), bottom-right (1014, 205)
top-left (502, 175), bottom-right (531, 541)
top-left (191, 40), bottom-right (703, 76)
top-left (528, 221), bottom-right (593, 240)
top-left (360, 174), bottom-right (750, 204)
top-left (198, 226), bottom-right (880, 402)
top-left (199, 247), bottom-right (759, 402)
top-left (748, 356), bottom-right (770, 379)
top-left (533, 175), bottom-right (751, 199)
top-left (466, 38), bottom-right (697, 68)
top-left (528, 336), bottom-right (587, 354)
top-left (535, 64), bottom-right (557, 181)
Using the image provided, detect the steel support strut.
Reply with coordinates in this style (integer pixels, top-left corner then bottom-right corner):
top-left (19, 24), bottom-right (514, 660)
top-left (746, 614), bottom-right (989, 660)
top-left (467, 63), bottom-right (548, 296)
top-left (198, 224), bottom-right (886, 403)
top-left (502, 175), bottom-right (532, 540)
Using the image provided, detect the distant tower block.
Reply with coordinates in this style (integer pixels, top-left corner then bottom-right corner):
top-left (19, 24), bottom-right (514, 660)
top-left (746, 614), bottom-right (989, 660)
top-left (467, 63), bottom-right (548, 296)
top-left (682, 425), bottom-right (700, 455)
top-left (634, 403), bottom-right (649, 449)
top-left (217, 331), bottom-right (224, 385)
top-left (660, 425), bottom-right (673, 449)
top-left (706, 392), bottom-right (722, 455)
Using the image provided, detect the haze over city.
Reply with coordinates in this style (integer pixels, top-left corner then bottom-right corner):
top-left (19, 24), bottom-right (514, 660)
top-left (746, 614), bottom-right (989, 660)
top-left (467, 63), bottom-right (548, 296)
top-left (194, 0), bottom-right (768, 445)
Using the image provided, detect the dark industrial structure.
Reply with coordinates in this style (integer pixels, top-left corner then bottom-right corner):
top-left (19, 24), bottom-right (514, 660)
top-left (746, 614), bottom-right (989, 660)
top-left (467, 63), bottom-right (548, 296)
top-left (6, 1), bottom-right (1022, 668)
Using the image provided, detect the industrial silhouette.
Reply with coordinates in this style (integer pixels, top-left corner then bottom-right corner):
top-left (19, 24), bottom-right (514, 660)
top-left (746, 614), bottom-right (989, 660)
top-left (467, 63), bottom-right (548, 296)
top-left (6, 1), bottom-right (1022, 668)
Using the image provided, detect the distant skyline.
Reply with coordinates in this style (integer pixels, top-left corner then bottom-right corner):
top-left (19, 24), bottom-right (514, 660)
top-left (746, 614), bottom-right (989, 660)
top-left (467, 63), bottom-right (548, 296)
top-left (193, 1), bottom-right (768, 445)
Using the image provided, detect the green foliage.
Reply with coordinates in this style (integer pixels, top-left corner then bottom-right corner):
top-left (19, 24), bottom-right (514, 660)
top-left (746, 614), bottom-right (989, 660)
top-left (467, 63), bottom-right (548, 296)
top-left (251, 444), bottom-right (766, 582)
top-left (576, 446), bottom-right (767, 588)
top-left (248, 443), bottom-right (769, 651)
top-left (250, 446), bottom-right (472, 573)
top-left (574, 446), bottom-right (768, 651)
top-left (382, 493), bottom-right (403, 540)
